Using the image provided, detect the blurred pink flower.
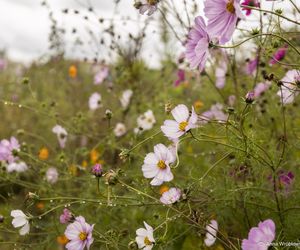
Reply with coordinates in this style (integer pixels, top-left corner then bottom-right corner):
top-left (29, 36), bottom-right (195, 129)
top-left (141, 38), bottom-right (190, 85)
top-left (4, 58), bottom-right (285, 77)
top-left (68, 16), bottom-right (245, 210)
top-left (204, 220), bottom-right (218, 247)
top-left (46, 167), bottom-right (59, 184)
top-left (174, 69), bottom-right (185, 87)
top-left (94, 66), bottom-right (109, 85)
top-left (228, 95), bottom-right (236, 106)
top-left (160, 187), bottom-right (181, 204)
top-left (60, 208), bottom-right (73, 224)
top-left (65, 216), bottom-right (94, 250)
top-left (242, 219), bottom-right (276, 250)
top-left (204, 0), bottom-right (244, 44)
top-left (185, 16), bottom-right (210, 72)
top-left (241, 0), bottom-right (260, 15)
top-left (142, 144), bottom-right (175, 186)
top-left (6, 162), bottom-right (28, 173)
top-left (253, 82), bottom-right (271, 97)
top-left (52, 125), bottom-right (68, 148)
top-left (0, 58), bottom-right (7, 71)
top-left (89, 92), bottom-right (102, 110)
top-left (277, 69), bottom-right (300, 104)
top-left (200, 103), bottom-right (228, 123)
top-left (269, 45), bottom-right (288, 66)
top-left (215, 60), bottom-right (228, 89)
top-left (0, 137), bottom-right (20, 164)
top-left (161, 104), bottom-right (198, 139)
top-left (245, 57), bottom-right (258, 75)
top-left (92, 163), bottom-right (103, 177)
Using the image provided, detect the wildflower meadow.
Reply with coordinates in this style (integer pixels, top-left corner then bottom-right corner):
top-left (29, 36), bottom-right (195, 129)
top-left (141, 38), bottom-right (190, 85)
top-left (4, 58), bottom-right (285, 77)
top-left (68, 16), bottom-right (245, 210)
top-left (1, 0), bottom-right (300, 249)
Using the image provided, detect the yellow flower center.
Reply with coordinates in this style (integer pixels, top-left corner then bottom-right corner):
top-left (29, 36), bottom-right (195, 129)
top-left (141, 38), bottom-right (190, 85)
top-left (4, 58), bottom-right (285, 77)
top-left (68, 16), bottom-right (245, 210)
top-left (79, 232), bottom-right (87, 241)
top-left (147, 0), bottom-right (157, 5)
top-left (226, 0), bottom-right (235, 13)
top-left (144, 236), bottom-right (152, 245)
top-left (179, 121), bottom-right (188, 131)
top-left (159, 185), bottom-right (170, 194)
top-left (157, 160), bottom-right (167, 169)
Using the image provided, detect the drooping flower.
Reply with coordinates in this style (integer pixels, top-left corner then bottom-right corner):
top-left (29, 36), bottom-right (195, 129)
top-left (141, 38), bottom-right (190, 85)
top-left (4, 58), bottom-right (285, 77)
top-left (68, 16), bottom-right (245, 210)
top-left (277, 69), bottom-right (300, 104)
top-left (94, 66), bottom-right (109, 85)
top-left (137, 110), bottom-right (156, 132)
top-left (174, 69), bottom-right (186, 87)
top-left (160, 187), bottom-right (181, 204)
top-left (245, 57), bottom-right (258, 76)
top-left (269, 45), bottom-right (288, 66)
top-left (204, 0), bottom-right (244, 44)
top-left (46, 167), bottom-right (59, 184)
top-left (185, 16), bottom-right (210, 72)
top-left (242, 219), bottom-right (276, 250)
top-left (135, 222), bottom-right (155, 250)
top-left (241, 0), bottom-right (260, 15)
top-left (65, 216), bottom-right (94, 250)
top-left (161, 104), bottom-right (198, 139)
top-left (253, 82), bottom-right (271, 98)
top-left (52, 125), bottom-right (68, 148)
top-left (88, 92), bottom-right (102, 110)
top-left (0, 137), bottom-right (20, 164)
top-left (11, 210), bottom-right (30, 235)
top-left (142, 144), bottom-right (175, 186)
top-left (268, 170), bottom-right (294, 192)
top-left (114, 123), bottom-right (127, 137)
top-left (120, 89), bottom-right (133, 109)
top-left (204, 220), bottom-right (218, 247)
top-left (60, 208), bottom-right (73, 224)
top-left (136, 0), bottom-right (158, 16)
top-left (6, 161), bottom-right (28, 173)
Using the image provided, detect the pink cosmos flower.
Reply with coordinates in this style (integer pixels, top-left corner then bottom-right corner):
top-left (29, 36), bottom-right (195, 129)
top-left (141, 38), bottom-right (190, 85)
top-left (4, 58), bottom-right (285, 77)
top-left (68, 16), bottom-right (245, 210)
top-left (277, 69), bottom-right (300, 104)
top-left (92, 163), bottom-right (103, 177)
top-left (89, 92), bottom-right (102, 110)
top-left (245, 57), bottom-right (258, 75)
top-left (174, 69), bottom-right (185, 87)
top-left (241, 0), bottom-right (260, 15)
top-left (142, 144), bottom-right (175, 186)
top-left (94, 66), bottom-right (109, 85)
top-left (242, 219), bottom-right (276, 250)
top-left (160, 187), bottom-right (181, 204)
top-left (46, 167), bottom-right (59, 184)
top-left (269, 45), bottom-right (288, 66)
top-left (204, 220), bottom-right (218, 247)
top-left (65, 216), bottom-right (94, 250)
top-left (60, 208), bottom-right (73, 224)
top-left (268, 170), bottom-right (294, 193)
top-left (215, 60), bottom-right (228, 89)
top-left (185, 16), bottom-right (210, 72)
top-left (204, 0), bottom-right (244, 44)
top-left (200, 103), bottom-right (228, 123)
top-left (253, 82), bottom-right (271, 97)
top-left (0, 137), bottom-right (20, 164)
top-left (52, 125), bottom-right (68, 148)
top-left (6, 162), bottom-right (28, 173)
top-left (161, 104), bottom-right (198, 139)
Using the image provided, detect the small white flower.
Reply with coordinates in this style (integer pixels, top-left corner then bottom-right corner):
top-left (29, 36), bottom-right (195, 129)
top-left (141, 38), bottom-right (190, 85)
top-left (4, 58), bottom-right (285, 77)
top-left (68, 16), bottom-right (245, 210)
top-left (137, 110), bottom-right (156, 131)
top-left (52, 125), bottom-right (68, 148)
top-left (89, 92), bottom-right (102, 110)
top-left (204, 220), bottom-right (218, 247)
top-left (46, 167), bottom-right (59, 184)
top-left (135, 221), bottom-right (155, 250)
top-left (161, 104), bottom-right (197, 140)
top-left (11, 210), bottom-right (30, 235)
top-left (6, 161), bottom-right (28, 173)
top-left (277, 70), bottom-right (300, 105)
top-left (142, 144), bottom-right (175, 186)
top-left (160, 187), bottom-right (181, 204)
top-left (120, 89), bottom-right (133, 109)
top-left (114, 123), bottom-right (127, 137)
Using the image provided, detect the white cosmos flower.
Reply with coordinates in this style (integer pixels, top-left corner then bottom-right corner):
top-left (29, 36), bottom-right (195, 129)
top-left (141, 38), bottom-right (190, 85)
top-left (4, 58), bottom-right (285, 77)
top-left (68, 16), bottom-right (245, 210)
top-left (135, 221), bottom-right (155, 250)
top-left (11, 210), bottom-right (30, 235)
top-left (6, 161), bottom-right (28, 173)
top-left (89, 92), bottom-right (102, 110)
top-left (120, 89), bottom-right (133, 109)
top-left (52, 125), bottom-right (68, 148)
top-left (137, 110), bottom-right (156, 131)
top-left (204, 220), bottom-right (218, 247)
top-left (46, 167), bottom-right (59, 184)
top-left (277, 70), bottom-right (300, 105)
top-left (142, 144), bottom-right (175, 186)
top-left (161, 104), bottom-right (197, 139)
top-left (114, 123), bottom-right (127, 137)
top-left (160, 187), bottom-right (181, 204)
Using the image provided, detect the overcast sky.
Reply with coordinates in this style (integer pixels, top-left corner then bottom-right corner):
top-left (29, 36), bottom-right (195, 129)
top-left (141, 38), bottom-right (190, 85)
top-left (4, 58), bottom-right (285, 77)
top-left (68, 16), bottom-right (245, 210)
top-left (0, 0), bottom-right (296, 68)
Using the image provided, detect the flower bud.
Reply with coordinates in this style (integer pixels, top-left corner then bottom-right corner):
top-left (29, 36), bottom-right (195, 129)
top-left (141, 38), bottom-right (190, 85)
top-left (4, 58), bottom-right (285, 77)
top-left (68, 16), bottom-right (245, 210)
top-left (245, 91), bottom-right (255, 104)
top-left (92, 163), bottom-right (103, 177)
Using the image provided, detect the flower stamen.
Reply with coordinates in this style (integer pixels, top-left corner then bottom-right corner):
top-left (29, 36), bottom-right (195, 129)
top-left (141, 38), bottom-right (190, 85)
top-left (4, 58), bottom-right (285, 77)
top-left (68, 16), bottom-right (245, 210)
top-left (179, 121), bottom-right (188, 131)
top-left (144, 236), bottom-right (152, 245)
top-left (79, 232), bottom-right (87, 241)
top-left (157, 160), bottom-right (167, 169)
top-left (226, 0), bottom-right (235, 13)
